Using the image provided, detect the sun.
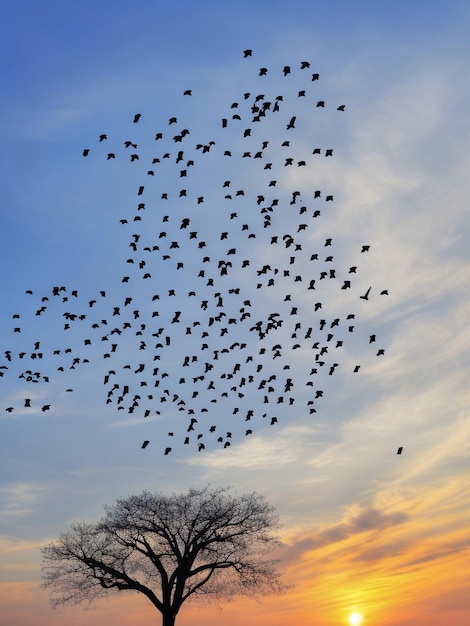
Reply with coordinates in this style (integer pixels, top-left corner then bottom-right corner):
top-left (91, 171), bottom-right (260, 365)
top-left (349, 612), bottom-right (363, 626)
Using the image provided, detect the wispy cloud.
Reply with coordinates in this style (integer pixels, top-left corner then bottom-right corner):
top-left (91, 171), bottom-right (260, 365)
top-left (0, 482), bottom-right (46, 518)
top-left (187, 423), bottom-right (326, 469)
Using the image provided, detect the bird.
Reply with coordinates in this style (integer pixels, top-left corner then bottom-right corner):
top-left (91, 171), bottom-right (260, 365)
top-left (286, 116), bottom-right (296, 129)
top-left (397, 447), bottom-right (403, 455)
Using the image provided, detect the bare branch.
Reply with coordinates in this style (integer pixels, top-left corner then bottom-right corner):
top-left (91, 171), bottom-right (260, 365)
top-left (41, 486), bottom-right (288, 625)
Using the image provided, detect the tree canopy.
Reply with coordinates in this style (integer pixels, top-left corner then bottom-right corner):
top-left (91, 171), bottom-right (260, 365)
top-left (41, 485), bottom-right (287, 626)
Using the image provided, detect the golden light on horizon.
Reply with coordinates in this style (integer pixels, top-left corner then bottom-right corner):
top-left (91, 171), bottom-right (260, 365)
top-left (348, 612), bottom-right (363, 626)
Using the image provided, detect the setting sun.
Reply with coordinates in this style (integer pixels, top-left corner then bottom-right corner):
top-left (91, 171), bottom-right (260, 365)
top-left (349, 612), bottom-right (363, 626)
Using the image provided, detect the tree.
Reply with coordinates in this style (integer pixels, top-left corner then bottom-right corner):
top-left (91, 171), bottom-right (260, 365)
top-left (41, 485), bottom-right (287, 626)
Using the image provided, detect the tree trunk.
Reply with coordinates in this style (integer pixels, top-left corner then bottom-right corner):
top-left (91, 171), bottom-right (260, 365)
top-left (162, 612), bottom-right (176, 626)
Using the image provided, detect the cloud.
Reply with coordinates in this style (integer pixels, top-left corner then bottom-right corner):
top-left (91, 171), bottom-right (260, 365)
top-left (0, 537), bottom-right (45, 582)
top-left (404, 537), bottom-right (470, 568)
top-left (108, 414), bottom-right (163, 428)
top-left (187, 423), bottom-right (326, 470)
top-left (281, 504), bottom-right (408, 562)
top-left (0, 482), bottom-right (46, 518)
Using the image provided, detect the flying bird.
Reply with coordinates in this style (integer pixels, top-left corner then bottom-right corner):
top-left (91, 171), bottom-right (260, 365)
top-left (286, 116), bottom-right (296, 129)
top-left (360, 287), bottom-right (372, 301)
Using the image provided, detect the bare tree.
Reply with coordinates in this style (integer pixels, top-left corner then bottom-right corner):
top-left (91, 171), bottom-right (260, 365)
top-left (41, 485), bottom-right (287, 626)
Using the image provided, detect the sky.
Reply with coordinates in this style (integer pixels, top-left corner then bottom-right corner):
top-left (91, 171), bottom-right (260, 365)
top-left (0, 1), bottom-right (469, 625)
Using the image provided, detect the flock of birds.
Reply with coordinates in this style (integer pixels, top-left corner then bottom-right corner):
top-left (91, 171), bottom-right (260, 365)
top-left (1, 51), bottom-right (401, 456)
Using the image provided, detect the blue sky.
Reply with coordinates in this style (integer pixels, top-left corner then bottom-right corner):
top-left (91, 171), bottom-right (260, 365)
top-left (1, 2), bottom-right (470, 625)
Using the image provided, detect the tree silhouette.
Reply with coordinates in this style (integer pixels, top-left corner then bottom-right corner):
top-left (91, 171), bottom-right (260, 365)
top-left (41, 486), bottom-right (287, 626)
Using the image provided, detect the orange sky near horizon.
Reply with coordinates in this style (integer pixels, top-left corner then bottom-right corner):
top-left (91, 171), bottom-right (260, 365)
top-left (2, 472), bottom-right (469, 626)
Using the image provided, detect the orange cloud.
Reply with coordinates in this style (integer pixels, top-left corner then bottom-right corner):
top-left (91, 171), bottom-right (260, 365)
top-left (275, 475), bottom-right (470, 625)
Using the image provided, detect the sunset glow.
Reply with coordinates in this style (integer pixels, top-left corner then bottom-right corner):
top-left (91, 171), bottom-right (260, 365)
top-left (1, 2), bottom-right (469, 626)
